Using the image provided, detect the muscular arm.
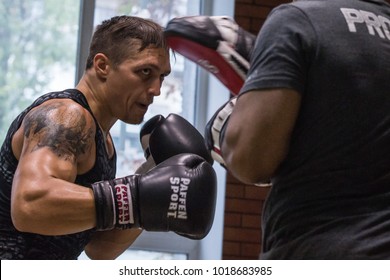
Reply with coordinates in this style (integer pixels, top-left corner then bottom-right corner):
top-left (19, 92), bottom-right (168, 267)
top-left (11, 99), bottom-right (98, 235)
top-left (10, 99), bottom-right (151, 258)
top-left (222, 88), bottom-right (301, 184)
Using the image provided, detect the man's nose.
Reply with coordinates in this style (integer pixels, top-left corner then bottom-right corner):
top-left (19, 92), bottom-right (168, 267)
top-left (149, 79), bottom-right (162, 96)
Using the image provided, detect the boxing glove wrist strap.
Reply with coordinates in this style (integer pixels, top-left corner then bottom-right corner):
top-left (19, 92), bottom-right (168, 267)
top-left (205, 97), bottom-right (237, 166)
top-left (91, 176), bottom-right (139, 231)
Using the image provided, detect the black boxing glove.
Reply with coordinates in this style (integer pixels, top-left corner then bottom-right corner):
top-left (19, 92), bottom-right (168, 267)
top-left (136, 113), bottom-right (213, 173)
top-left (91, 153), bottom-right (217, 239)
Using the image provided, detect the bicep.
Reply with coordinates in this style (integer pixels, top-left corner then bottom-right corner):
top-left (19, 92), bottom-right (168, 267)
top-left (11, 100), bottom-right (97, 234)
top-left (222, 88), bottom-right (301, 184)
top-left (14, 99), bottom-right (95, 184)
top-left (13, 146), bottom-right (77, 200)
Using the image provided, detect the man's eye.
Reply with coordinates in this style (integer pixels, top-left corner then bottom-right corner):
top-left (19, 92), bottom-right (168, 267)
top-left (141, 69), bottom-right (151, 76)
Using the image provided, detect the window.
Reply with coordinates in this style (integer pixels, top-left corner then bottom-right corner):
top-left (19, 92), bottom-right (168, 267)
top-left (0, 0), bottom-right (80, 143)
top-left (1, 0), bottom-right (231, 260)
top-left (92, 0), bottom-right (201, 178)
top-left (79, 0), bottom-right (202, 259)
top-left (83, 0), bottom-right (200, 259)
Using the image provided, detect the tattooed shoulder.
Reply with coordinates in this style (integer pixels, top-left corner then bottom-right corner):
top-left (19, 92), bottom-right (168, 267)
top-left (22, 100), bottom-right (95, 162)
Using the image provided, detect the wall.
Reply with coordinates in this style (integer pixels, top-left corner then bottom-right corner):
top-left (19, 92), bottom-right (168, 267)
top-left (198, 0), bottom-right (235, 260)
top-left (223, 173), bottom-right (268, 259)
top-left (235, 0), bottom-right (290, 35)
top-left (223, 0), bottom-right (390, 260)
top-left (221, 0), bottom-right (290, 260)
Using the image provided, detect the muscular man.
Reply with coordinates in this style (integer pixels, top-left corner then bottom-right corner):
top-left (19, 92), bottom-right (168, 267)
top-left (0, 15), bottom-right (216, 260)
top-left (174, 1), bottom-right (390, 258)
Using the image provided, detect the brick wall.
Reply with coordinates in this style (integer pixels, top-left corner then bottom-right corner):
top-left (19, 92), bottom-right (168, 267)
top-left (223, 0), bottom-right (390, 260)
top-left (223, 173), bottom-right (268, 259)
top-left (221, 0), bottom-right (290, 260)
top-left (235, 0), bottom-right (290, 34)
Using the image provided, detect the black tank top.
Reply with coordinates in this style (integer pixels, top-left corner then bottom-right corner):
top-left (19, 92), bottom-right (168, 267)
top-left (0, 89), bottom-right (116, 259)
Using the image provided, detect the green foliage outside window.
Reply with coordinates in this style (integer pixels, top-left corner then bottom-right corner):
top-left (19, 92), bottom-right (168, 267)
top-left (0, 0), bottom-right (79, 142)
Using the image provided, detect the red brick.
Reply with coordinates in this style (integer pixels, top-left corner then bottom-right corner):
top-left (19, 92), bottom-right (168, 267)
top-left (242, 214), bottom-right (261, 229)
top-left (254, 0), bottom-right (290, 7)
top-left (235, 4), bottom-right (271, 18)
top-left (226, 172), bottom-right (243, 184)
top-left (226, 183), bottom-right (245, 198)
top-left (241, 243), bottom-right (261, 258)
top-left (224, 212), bottom-right (242, 227)
top-left (224, 227), bottom-right (261, 243)
top-left (250, 18), bottom-right (265, 34)
top-left (223, 241), bottom-right (241, 256)
top-left (245, 185), bottom-right (270, 200)
top-left (225, 198), bottom-right (262, 214)
top-left (235, 16), bottom-right (251, 31)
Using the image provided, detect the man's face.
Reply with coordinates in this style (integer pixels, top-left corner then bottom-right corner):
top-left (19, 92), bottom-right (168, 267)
top-left (104, 46), bottom-right (171, 124)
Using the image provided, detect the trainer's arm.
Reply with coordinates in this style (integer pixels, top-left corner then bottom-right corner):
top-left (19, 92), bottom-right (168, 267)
top-left (222, 88), bottom-right (301, 184)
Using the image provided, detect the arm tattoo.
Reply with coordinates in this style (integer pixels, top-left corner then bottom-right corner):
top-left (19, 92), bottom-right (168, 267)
top-left (23, 101), bottom-right (95, 162)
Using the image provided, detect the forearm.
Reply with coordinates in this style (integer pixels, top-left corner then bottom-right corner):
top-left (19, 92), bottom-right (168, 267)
top-left (11, 176), bottom-right (97, 236)
top-left (222, 88), bottom-right (301, 184)
top-left (223, 125), bottom-right (286, 184)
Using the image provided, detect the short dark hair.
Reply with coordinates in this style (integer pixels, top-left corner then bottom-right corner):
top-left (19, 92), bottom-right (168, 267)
top-left (85, 15), bottom-right (168, 69)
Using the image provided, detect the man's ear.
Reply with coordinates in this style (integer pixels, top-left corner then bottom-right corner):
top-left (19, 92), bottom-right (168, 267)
top-left (93, 53), bottom-right (111, 79)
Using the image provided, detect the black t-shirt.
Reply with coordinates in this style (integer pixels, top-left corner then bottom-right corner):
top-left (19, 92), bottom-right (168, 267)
top-left (0, 89), bottom-right (116, 259)
top-left (240, 0), bottom-right (390, 259)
